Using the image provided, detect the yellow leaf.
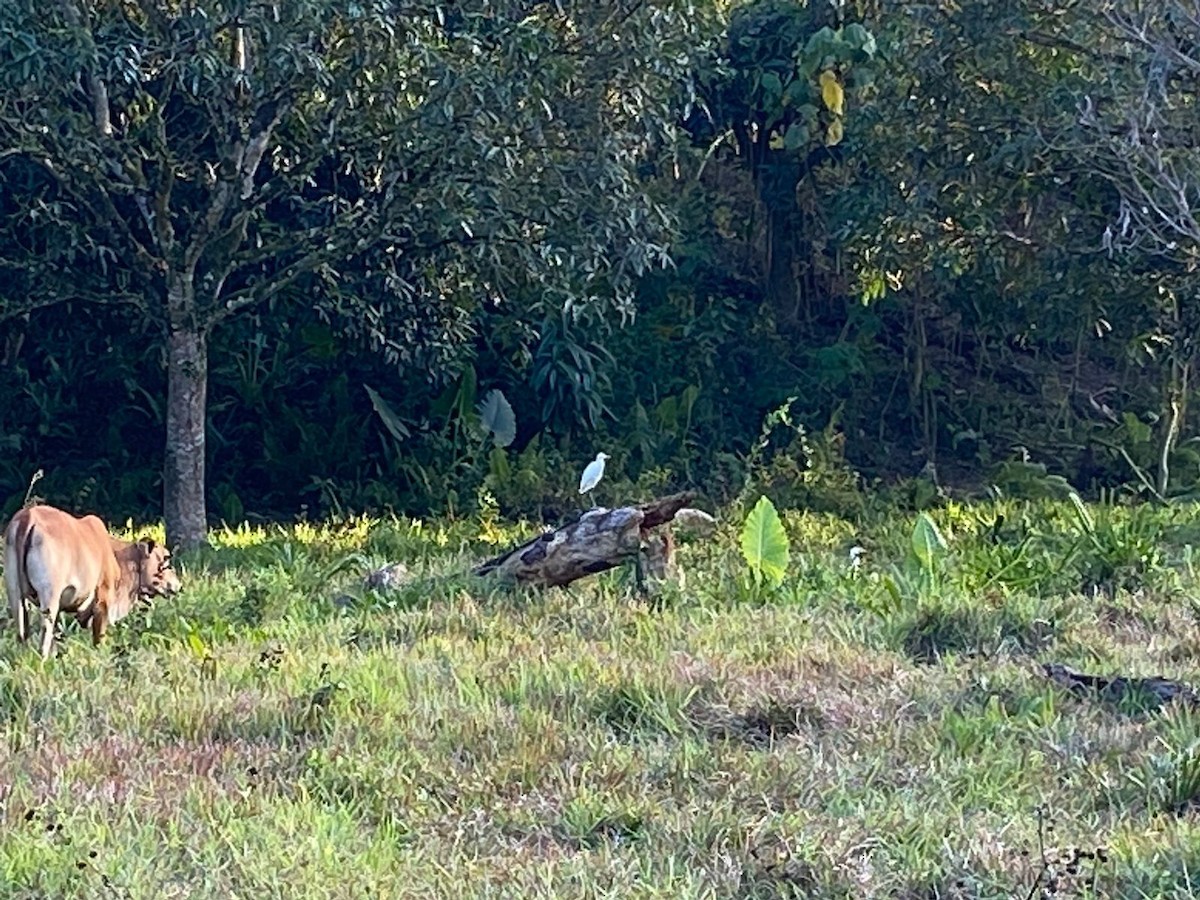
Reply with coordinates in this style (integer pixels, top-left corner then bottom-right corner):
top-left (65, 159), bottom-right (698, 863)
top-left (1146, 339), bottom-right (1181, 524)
top-left (819, 70), bottom-right (844, 116)
top-left (768, 131), bottom-right (785, 150)
top-left (826, 117), bottom-right (844, 146)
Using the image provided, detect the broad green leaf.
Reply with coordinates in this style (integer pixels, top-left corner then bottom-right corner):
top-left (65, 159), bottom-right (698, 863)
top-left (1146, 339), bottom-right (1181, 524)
top-left (740, 495), bottom-right (790, 587)
top-left (843, 23), bottom-right (877, 57)
top-left (364, 385), bottom-right (410, 443)
top-left (803, 26), bottom-right (837, 63)
top-left (453, 366), bottom-right (478, 420)
top-left (488, 446), bottom-right (511, 480)
top-left (785, 79), bottom-right (811, 106)
top-left (911, 512), bottom-right (948, 571)
top-left (882, 575), bottom-right (903, 606)
top-left (185, 629), bottom-right (208, 659)
top-left (796, 103), bottom-right (820, 127)
top-left (477, 388), bottom-right (516, 448)
top-left (819, 70), bottom-right (844, 116)
top-left (784, 122), bottom-right (809, 150)
top-left (760, 71), bottom-right (784, 102)
top-left (680, 384), bottom-right (700, 422)
top-left (1121, 411), bottom-right (1152, 445)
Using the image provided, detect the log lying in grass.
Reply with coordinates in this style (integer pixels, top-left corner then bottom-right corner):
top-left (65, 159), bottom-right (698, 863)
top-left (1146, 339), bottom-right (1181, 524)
top-left (1041, 662), bottom-right (1199, 708)
top-left (472, 491), bottom-right (698, 588)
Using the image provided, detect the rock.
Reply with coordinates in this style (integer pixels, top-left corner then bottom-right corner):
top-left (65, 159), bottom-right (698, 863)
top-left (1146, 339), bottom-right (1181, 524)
top-left (674, 507), bottom-right (717, 537)
top-left (364, 563), bottom-right (410, 591)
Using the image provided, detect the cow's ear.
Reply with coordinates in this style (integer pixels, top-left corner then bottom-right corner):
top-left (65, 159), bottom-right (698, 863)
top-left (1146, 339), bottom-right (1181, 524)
top-left (137, 537), bottom-right (156, 554)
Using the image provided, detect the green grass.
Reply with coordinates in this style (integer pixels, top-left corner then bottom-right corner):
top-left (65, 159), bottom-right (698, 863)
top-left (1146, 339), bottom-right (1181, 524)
top-left (4, 499), bottom-right (1200, 897)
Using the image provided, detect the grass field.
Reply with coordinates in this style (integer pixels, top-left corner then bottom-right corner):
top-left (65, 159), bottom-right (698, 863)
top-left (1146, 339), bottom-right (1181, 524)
top-left (3, 497), bottom-right (1200, 898)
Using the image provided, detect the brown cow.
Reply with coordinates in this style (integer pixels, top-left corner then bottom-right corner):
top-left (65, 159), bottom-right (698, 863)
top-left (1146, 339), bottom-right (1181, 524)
top-left (3, 505), bottom-right (181, 659)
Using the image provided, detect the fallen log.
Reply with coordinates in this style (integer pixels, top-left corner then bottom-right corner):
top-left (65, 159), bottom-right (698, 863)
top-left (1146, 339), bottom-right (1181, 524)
top-left (1041, 662), bottom-right (1200, 708)
top-left (473, 491), bottom-right (698, 588)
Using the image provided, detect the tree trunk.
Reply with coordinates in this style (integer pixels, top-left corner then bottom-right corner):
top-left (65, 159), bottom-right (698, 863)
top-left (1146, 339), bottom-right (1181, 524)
top-left (164, 325), bottom-right (208, 549)
top-left (760, 164), bottom-right (801, 320)
top-left (473, 492), bottom-right (698, 587)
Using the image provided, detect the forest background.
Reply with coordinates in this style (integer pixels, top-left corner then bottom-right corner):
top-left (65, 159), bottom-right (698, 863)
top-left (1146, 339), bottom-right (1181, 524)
top-left (1, 0), bottom-right (1196, 547)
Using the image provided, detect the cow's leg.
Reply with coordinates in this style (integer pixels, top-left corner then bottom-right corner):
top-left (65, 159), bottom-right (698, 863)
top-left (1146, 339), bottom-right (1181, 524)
top-left (91, 567), bottom-right (117, 648)
top-left (38, 602), bottom-right (57, 660)
top-left (90, 602), bottom-right (108, 647)
top-left (9, 592), bottom-right (26, 645)
top-left (38, 587), bottom-right (70, 661)
top-left (3, 543), bottom-right (25, 643)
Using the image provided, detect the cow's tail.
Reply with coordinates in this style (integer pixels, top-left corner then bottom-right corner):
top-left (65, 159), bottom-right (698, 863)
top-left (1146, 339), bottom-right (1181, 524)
top-left (4, 518), bottom-right (32, 642)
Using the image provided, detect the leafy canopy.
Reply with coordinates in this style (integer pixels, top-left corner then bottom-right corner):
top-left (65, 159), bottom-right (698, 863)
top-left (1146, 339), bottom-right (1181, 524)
top-left (0, 0), bottom-right (710, 367)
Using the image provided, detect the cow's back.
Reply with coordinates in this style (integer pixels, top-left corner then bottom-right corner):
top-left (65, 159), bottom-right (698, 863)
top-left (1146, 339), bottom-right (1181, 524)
top-left (14, 506), bottom-right (114, 612)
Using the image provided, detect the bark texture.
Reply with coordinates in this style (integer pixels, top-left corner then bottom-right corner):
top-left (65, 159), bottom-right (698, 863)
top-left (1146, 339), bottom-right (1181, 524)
top-left (474, 492), bottom-right (696, 587)
top-left (164, 325), bottom-right (208, 549)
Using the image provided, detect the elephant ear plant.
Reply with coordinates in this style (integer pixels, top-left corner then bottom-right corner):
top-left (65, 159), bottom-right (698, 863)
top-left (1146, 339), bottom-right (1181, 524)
top-left (911, 511), bottom-right (949, 595)
top-left (741, 495), bottom-right (791, 595)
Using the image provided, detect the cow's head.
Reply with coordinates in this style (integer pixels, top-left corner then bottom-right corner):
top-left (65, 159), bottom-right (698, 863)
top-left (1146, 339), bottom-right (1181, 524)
top-left (134, 537), bottom-right (182, 597)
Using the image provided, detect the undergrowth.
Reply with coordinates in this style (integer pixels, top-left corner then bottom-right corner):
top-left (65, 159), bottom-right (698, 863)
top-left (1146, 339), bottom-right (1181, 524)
top-left (1, 498), bottom-right (1199, 897)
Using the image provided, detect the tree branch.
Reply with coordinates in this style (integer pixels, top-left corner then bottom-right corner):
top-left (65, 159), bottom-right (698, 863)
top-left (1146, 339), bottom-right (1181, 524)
top-left (214, 244), bottom-right (346, 322)
top-left (0, 288), bottom-right (147, 325)
top-left (59, 0), bottom-right (112, 136)
top-left (184, 98), bottom-right (287, 274)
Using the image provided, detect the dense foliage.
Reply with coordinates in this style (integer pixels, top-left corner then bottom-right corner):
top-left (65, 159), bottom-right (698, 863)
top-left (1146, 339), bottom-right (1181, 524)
top-left (2, 0), bottom-right (1200, 529)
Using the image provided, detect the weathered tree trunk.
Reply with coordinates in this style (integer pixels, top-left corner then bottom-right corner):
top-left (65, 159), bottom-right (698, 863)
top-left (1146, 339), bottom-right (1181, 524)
top-left (474, 492), bottom-right (697, 587)
top-left (1042, 662), bottom-right (1199, 708)
top-left (164, 322), bottom-right (208, 550)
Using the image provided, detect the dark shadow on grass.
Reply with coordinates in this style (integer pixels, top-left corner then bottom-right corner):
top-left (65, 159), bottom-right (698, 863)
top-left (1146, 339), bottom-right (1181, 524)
top-left (593, 683), bottom-right (687, 739)
top-left (686, 695), bottom-right (825, 749)
top-left (558, 810), bottom-right (645, 850)
top-left (898, 603), bottom-right (1057, 664)
top-left (1042, 662), bottom-right (1198, 717)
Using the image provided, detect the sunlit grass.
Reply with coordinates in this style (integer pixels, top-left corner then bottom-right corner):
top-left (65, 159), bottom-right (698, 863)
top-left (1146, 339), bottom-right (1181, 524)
top-left (2, 500), bottom-right (1200, 896)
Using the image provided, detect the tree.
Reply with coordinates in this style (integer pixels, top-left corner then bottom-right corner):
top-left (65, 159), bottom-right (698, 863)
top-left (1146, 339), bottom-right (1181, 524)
top-left (688, 0), bottom-right (877, 321)
top-left (0, 0), bottom-right (705, 547)
top-left (1069, 2), bottom-right (1200, 259)
top-left (1050, 0), bottom-right (1200, 494)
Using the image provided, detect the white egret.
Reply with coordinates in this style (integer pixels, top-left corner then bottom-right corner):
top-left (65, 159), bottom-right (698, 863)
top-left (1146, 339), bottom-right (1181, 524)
top-left (578, 452), bottom-right (610, 505)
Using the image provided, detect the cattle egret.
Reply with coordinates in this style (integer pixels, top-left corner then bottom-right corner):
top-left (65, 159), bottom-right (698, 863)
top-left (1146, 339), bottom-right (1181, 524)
top-left (579, 452), bottom-right (610, 503)
top-left (848, 545), bottom-right (866, 570)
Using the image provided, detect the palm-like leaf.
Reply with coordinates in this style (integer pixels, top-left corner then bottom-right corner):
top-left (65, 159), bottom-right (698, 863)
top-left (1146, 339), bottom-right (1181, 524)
top-left (364, 385), bottom-right (410, 443)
